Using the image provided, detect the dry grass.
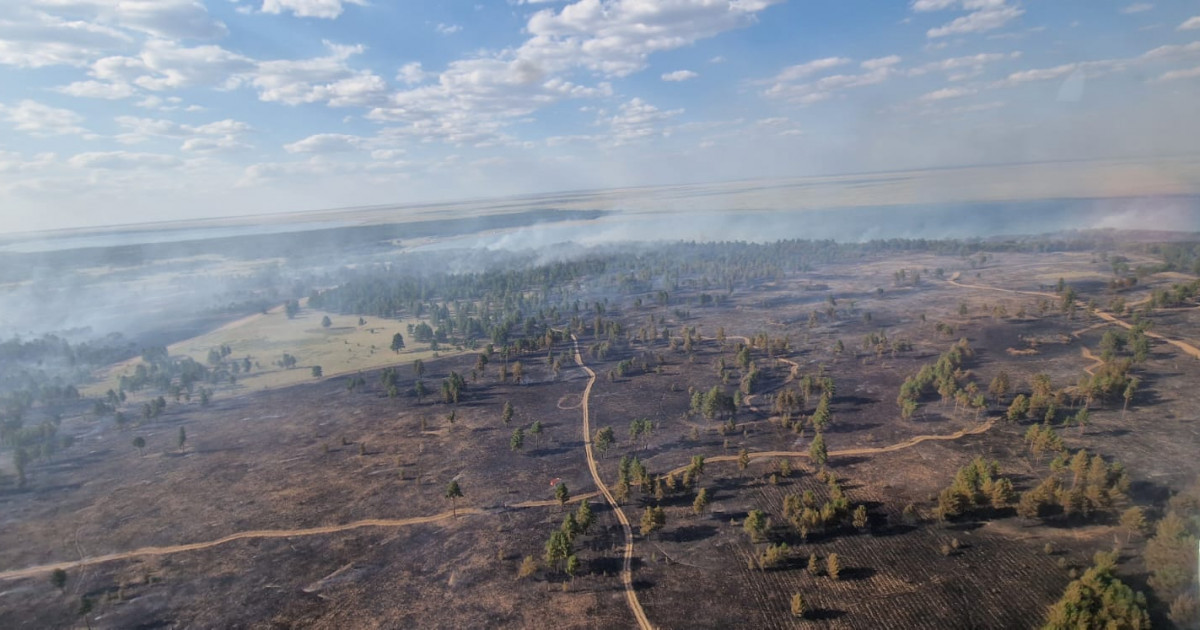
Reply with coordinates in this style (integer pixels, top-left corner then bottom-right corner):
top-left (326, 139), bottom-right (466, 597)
top-left (84, 303), bottom-right (467, 397)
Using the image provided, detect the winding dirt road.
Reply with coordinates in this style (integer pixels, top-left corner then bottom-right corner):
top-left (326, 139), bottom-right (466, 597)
top-left (0, 494), bottom-right (600, 583)
top-left (947, 273), bottom-right (1200, 360)
top-left (570, 334), bottom-right (654, 630)
top-left (664, 416), bottom-right (998, 477)
top-left (0, 509), bottom-right (480, 582)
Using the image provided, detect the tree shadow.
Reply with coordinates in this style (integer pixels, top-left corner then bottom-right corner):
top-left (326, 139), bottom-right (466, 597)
top-left (807, 608), bottom-right (847, 621)
top-left (871, 523), bottom-right (917, 538)
top-left (529, 445), bottom-right (574, 457)
top-left (828, 422), bottom-right (881, 434)
top-left (672, 524), bottom-right (718, 543)
top-left (840, 566), bottom-right (876, 581)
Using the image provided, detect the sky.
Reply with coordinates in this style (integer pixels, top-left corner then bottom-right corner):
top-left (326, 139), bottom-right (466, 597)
top-left (1, 0), bottom-right (1200, 233)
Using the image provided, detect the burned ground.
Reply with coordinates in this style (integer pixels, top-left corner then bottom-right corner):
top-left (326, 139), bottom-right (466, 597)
top-left (2, 248), bottom-right (1199, 628)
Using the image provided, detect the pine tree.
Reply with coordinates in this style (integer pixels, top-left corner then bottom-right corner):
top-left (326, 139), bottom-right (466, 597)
top-left (555, 482), bottom-right (570, 508)
top-left (744, 509), bottom-right (768, 542)
top-left (593, 426), bottom-right (614, 455)
top-left (807, 553), bottom-right (821, 576)
top-left (575, 501), bottom-right (594, 533)
top-left (529, 420), bottom-right (543, 449)
top-left (693, 487), bottom-right (709, 515)
top-left (852, 505), bottom-right (868, 530)
top-left (640, 506), bottom-right (665, 538)
top-left (1119, 506), bottom-right (1146, 542)
top-left (791, 593), bottom-right (806, 618)
top-left (827, 553), bottom-right (841, 580)
top-left (809, 432), bottom-right (828, 468)
top-left (517, 555), bottom-right (537, 579)
top-left (544, 531), bottom-right (573, 572)
top-left (566, 554), bottom-right (580, 581)
top-left (445, 480), bottom-right (464, 517)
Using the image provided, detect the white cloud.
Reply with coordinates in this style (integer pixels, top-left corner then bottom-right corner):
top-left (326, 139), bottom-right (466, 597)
top-left (0, 150), bottom-right (57, 175)
top-left (0, 99), bottom-right (89, 136)
top-left (995, 62), bottom-right (1078, 86)
top-left (114, 39), bottom-right (255, 91)
top-left (986, 40), bottom-right (1200, 89)
top-left (283, 133), bottom-right (364, 153)
top-left (396, 61), bottom-right (427, 85)
top-left (251, 41), bottom-right (387, 106)
top-left (1180, 17), bottom-right (1200, 31)
top-left (661, 69), bottom-right (698, 82)
top-left (1121, 4), bottom-right (1153, 14)
top-left (71, 39), bottom-right (387, 107)
top-left (709, 55), bottom-right (725, 64)
top-left (861, 55), bottom-right (902, 70)
top-left (1153, 65), bottom-right (1200, 81)
top-left (770, 57), bottom-right (851, 83)
top-left (114, 115), bottom-right (252, 152)
top-left (0, 8), bottom-right (133, 68)
top-left (363, 1), bottom-right (778, 148)
top-left (911, 0), bottom-right (958, 11)
top-left (920, 86), bottom-right (976, 101)
top-left (33, 0), bottom-right (228, 40)
top-left (135, 95), bottom-right (184, 109)
top-left (763, 57), bottom-right (897, 104)
top-left (180, 135), bottom-right (251, 153)
top-left (522, 0), bottom-right (783, 78)
top-left (236, 156), bottom-right (364, 186)
top-left (260, 0), bottom-right (367, 19)
top-left (68, 150), bottom-right (179, 169)
top-left (435, 23), bottom-right (462, 35)
top-left (56, 79), bottom-right (136, 99)
top-left (1139, 40), bottom-right (1200, 61)
top-left (921, 1), bottom-right (1025, 39)
top-left (908, 51), bottom-right (1019, 80)
top-left (603, 97), bottom-right (682, 145)
top-left (370, 148), bottom-right (405, 160)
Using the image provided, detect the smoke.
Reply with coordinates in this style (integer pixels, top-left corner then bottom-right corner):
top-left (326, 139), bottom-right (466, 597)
top-left (0, 187), bottom-right (1197, 347)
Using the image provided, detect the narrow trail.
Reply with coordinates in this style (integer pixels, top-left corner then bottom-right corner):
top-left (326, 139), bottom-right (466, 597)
top-left (664, 416), bottom-right (998, 478)
top-left (947, 274), bottom-right (1200, 360)
top-left (570, 334), bottom-right (654, 630)
top-left (1080, 347), bottom-right (1105, 376)
top-left (0, 493), bottom-right (601, 584)
top-left (723, 334), bottom-right (800, 419)
top-left (0, 509), bottom-right (479, 582)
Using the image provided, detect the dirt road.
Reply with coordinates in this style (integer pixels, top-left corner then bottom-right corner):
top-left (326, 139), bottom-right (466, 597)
top-left (0, 509), bottom-right (479, 582)
top-left (0, 492), bottom-right (602, 583)
top-left (571, 334), bottom-right (654, 630)
top-left (947, 273), bottom-right (1200, 360)
top-left (665, 416), bottom-right (998, 477)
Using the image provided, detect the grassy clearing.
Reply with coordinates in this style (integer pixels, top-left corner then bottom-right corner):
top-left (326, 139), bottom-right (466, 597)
top-left (84, 304), bottom-right (467, 396)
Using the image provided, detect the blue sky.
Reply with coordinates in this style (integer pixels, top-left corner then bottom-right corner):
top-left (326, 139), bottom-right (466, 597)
top-left (1, 0), bottom-right (1199, 232)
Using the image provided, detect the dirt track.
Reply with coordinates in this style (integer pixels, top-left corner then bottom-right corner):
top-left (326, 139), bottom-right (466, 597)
top-left (571, 334), bottom-right (654, 630)
top-left (0, 492), bottom-right (602, 583)
top-left (0, 509), bottom-right (479, 582)
top-left (947, 274), bottom-right (1200, 360)
top-left (664, 416), bottom-right (999, 477)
